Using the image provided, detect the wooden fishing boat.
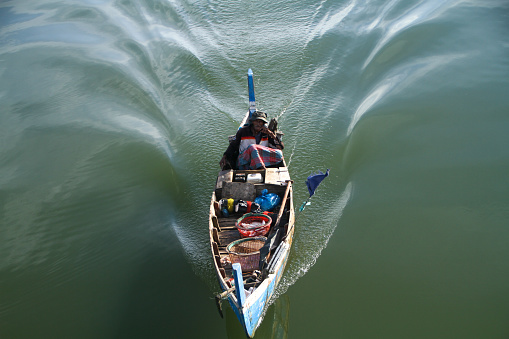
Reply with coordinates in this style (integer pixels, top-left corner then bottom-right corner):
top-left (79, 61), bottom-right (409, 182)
top-left (209, 69), bottom-right (295, 338)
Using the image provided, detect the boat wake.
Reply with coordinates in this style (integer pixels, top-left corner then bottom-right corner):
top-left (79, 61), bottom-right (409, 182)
top-left (271, 182), bottom-right (352, 301)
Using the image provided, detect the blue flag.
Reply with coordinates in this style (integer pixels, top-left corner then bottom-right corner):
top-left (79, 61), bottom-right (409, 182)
top-left (306, 169), bottom-right (330, 197)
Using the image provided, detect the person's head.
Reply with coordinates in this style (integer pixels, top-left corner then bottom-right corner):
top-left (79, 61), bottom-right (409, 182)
top-left (250, 111), bottom-right (268, 124)
top-left (249, 111), bottom-right (268, 133)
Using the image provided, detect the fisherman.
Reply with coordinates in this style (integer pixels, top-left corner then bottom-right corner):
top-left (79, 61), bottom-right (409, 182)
top-left (219, 111), bottom-right (284, 170)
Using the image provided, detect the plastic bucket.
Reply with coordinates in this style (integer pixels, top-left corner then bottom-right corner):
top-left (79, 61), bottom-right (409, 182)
top-left (236, 213), bottom-right (272, 237)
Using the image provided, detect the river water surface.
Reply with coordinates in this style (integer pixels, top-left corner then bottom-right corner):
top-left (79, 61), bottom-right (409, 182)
top-left (1, 0), bottom-right (509, 338)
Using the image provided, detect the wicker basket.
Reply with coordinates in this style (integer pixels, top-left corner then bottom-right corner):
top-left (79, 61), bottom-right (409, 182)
top-left (226, 237), bottom-right (267, 272)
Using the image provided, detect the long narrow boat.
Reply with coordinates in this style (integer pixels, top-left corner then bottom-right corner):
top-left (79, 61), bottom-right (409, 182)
top-left (209, 69), bottom-right (294, 338)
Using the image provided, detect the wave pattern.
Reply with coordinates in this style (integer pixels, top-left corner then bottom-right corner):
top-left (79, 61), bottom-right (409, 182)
top-left (1, 0), bottom-right (509, 337)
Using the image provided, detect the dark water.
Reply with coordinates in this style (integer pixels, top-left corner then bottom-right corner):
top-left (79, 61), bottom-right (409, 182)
top-left (1, 0), bottom-right (509, 338)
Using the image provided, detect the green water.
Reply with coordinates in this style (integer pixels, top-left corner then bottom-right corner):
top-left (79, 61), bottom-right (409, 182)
top-left (1, 0), bottom-right (508, 338)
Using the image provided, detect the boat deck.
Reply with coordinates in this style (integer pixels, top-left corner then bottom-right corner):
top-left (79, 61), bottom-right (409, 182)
top-left (210, 167), bottom-right (292, 286)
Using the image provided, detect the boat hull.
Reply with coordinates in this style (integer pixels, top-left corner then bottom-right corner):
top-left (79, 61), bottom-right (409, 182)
top-left (209, 69), bottom-right (293, 337)
top-left (209, 171), bottom-right (294, 338)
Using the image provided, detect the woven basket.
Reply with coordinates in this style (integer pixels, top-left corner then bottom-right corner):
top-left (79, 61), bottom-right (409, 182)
top-left (226, 237), bottom-right (267, 272)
